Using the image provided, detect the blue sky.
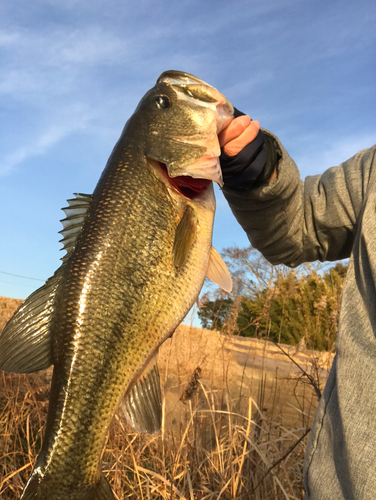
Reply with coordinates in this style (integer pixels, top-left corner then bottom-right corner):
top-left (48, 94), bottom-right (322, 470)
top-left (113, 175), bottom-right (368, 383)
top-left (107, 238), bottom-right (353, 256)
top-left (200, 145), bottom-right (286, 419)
top-left (1, 0), bottom-right (375, 300)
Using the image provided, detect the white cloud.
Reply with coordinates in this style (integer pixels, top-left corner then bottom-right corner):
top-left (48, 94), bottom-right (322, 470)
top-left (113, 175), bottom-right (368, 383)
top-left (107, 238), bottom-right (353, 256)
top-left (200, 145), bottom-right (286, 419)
top-left (0, 26), bottom-right (127, 94)
top-left (0, 103), bottom-right (94, 176)
top-left (319, 134), bottom-right (376, 169)
top-left (293, 132), bottom-right (376, 178)
top-left (46, 27), bottom-right (128, 66)
top-left (0, 30), bottom-right (20, 46)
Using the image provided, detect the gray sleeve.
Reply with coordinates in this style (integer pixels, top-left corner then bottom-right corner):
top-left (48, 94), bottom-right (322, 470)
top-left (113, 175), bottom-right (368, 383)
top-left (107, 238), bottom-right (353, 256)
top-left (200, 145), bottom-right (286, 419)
top-left (222, 130), bottom-right (376, 267)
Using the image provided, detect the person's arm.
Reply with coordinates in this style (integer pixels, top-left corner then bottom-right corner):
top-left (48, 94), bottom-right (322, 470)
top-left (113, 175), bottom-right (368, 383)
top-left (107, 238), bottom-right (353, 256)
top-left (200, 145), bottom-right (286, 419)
top-left (220, 116), bottom-right (376, 267)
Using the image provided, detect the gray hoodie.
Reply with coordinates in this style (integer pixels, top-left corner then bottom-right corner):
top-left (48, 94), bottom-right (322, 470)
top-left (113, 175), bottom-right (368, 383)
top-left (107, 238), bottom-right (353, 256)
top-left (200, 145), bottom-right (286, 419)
top-left (223, 133), bottom-right (376, 499)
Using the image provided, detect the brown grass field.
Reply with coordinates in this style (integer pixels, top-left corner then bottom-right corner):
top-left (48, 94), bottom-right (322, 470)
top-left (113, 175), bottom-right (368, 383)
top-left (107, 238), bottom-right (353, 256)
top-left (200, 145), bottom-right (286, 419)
top-left (0, 297), bottom-right (333, 499)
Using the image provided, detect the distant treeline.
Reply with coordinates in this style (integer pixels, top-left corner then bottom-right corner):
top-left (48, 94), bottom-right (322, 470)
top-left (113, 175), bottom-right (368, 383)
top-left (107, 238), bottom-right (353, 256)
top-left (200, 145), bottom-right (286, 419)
top-left (198, 246), bottom-right (347, 351)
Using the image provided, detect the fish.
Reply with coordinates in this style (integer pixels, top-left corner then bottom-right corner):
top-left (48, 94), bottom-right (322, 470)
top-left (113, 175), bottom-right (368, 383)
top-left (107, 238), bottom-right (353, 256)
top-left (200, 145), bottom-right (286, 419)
top-left (0, 70), bottom-right (233, 500)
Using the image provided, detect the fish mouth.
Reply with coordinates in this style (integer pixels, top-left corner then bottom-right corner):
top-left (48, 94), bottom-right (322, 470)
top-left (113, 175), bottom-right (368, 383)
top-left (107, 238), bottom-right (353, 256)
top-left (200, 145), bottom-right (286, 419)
top-left (156, 70), bottom-right (234, 188)
top-left (148, 158), bottom-right (211, 200)
top-left (167, 154), bottom-right (223, 187)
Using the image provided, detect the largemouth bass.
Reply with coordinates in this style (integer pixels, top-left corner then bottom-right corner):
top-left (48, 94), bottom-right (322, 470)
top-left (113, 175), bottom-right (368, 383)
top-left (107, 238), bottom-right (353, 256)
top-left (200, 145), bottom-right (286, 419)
top-left (0, 70), bottom-right (233, 500)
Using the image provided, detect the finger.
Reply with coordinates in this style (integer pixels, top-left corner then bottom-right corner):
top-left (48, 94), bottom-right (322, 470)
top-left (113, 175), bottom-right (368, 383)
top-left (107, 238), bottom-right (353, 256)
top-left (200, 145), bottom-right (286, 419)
top-left (223, 121), bottom-right (260, 157)
top-left (219, 115), bottom-right (251, 147)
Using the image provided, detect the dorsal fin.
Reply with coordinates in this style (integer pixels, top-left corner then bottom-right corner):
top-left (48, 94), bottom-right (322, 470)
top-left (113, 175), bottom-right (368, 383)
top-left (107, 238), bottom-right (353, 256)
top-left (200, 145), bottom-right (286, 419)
top-left (206, 247), bottom-right (233, 292)
top-left (0, 267), bottom-right (64, 373)
top-left (59, 193), bottom-right (93, 263)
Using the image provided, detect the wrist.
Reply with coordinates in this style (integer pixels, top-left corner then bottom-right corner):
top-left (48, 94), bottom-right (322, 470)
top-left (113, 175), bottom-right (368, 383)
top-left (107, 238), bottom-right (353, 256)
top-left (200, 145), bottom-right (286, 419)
top-left (220, 129), bottom-right (281, 191)
top-left (220, 129), bottom-right (266, 190)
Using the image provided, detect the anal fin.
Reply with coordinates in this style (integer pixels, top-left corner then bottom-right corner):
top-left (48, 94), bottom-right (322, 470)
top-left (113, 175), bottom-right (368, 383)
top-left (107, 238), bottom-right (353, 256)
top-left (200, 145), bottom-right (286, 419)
top-left (84, 474), bottom-right (116, 500)
top-left (122, 357), bottom-right (162, 434)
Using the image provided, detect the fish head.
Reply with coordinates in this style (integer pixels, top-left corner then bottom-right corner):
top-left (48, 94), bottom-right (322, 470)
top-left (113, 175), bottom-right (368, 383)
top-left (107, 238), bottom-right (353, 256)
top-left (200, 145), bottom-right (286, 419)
top-left (137, 70), bottom-right (234, 190)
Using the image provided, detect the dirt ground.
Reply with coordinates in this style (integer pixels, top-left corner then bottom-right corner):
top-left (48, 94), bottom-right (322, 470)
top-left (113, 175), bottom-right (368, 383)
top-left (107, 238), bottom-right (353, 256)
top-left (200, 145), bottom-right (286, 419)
top-left (158, 325), bottom-right (333, 438)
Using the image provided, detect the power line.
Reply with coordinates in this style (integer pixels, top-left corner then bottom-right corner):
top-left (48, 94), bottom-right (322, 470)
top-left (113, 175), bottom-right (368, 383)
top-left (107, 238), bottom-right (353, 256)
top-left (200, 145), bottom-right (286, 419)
top-left (0, 279), bottom-right (38, 288)
top-left (0, 270), bottom-right (44, 282)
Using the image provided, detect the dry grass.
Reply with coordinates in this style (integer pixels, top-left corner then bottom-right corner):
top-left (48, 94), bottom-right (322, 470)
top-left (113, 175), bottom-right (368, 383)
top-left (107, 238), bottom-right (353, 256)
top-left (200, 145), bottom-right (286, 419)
top-left (0, 366), bottom-right (315, 499)
top-left (0, 298), bottom-right (326, 499)
top-left (0, 297), bottom-right (23, 334)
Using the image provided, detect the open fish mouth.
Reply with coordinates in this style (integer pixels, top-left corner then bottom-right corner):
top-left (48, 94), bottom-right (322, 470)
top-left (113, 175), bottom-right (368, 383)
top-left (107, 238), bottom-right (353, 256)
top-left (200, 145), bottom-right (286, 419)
top-left (169, 152), bottom-right (224, 187)
top-left (149, 158), bottom-right (211, 200)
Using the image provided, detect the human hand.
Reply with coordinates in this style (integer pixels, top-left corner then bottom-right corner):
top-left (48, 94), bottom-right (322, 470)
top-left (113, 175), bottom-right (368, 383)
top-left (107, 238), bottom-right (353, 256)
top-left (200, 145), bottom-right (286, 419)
top-left (219, 115), bottom-right (260, 157)
top-left (219, 111), bottom-right (267, 190)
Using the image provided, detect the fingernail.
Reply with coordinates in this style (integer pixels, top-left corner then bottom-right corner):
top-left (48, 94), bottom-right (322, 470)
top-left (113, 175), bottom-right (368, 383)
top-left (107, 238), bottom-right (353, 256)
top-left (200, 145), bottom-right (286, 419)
top-left (237, 115), bottom-right (251, 127)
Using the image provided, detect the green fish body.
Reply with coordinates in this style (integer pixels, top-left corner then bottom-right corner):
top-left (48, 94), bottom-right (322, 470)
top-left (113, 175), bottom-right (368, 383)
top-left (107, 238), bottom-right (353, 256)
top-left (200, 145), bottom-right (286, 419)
top-left (0, 71), bottom-right (233, 500)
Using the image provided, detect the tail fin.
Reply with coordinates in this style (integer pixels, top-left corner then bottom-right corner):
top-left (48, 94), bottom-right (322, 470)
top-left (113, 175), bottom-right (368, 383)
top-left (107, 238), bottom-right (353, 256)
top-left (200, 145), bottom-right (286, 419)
top-left (20, 473), bottom-right (40, 500)
top-left (20, 471), bottom-right (115, 500)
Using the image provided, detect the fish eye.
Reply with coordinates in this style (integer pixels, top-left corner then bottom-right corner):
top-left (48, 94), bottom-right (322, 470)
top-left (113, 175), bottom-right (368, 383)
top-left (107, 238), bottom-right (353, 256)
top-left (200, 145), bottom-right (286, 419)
top-left (155, 95), bottom-right (170, 109)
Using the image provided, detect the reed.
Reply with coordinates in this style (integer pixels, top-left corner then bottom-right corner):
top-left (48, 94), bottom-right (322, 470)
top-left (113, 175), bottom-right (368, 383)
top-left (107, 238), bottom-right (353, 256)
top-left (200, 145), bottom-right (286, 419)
top-left (0, 355), bottom-right (317, 500)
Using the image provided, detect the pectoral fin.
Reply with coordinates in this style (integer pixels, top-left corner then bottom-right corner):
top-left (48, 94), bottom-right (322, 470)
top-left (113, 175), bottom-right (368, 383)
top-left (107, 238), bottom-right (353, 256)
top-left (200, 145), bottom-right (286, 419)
top-left (172, 206), bottom-right (198, 268)
top-left (122, 357), bottom-right (162, 434)
top-left (206, 247), bottom-right (232, 292)
top-left (0, 268), bottom-right (63, 374)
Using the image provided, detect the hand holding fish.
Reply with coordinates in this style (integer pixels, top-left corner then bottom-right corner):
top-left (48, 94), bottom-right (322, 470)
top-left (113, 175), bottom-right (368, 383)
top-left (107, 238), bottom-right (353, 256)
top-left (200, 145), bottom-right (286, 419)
top-left (219, 114), bottom-right (260, 156)
top-left (219, 110), bottom-right (278, 190)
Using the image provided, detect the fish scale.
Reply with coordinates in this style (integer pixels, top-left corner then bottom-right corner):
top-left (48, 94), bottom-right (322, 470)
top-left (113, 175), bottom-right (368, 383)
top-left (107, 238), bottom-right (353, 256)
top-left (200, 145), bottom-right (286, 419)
top-left (0, 70), bottom-right (233, 499)
top-left (41, 153), bottom-right (209, 495)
